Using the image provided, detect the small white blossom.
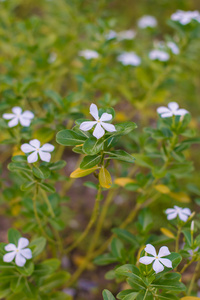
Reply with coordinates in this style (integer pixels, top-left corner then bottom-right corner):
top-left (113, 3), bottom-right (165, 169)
top-left (105, 30), bottom-right (117, 40)
top-left (3, 107), bottom-right (34, 128)
top-left (149, 49), bottom-right (169, 61)
top-left (139, 244), bottom-right (172, 273)
top-left (80, 103), bottom-right (116, 139)
top-left (157, 102), bottom-right (189, 118)
top-left (167, 42), bottom-right (180, 55)
top-left (117, 52), bottom-right (141, 66)
top-left (21, 139), bottom-right (55, 163)
top-left (171, 10), bottom-right (200, 25)
top-left (117, 30), bottom-right (136, 41)
top-left (48, 52), bottom-right (57, 63)
top-left (79, 50), bottom-right (99, 60)
top-left (137, 15), bottom-right (157, 28)
top-left (165, 205), bottom-right (191, 222)
top-left (3, 237), bottom-right (32, 267)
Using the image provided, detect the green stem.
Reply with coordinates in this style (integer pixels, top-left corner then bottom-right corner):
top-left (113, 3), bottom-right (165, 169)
top-left (188, 260), bottom-right (200, 295)
top-left (40, 189), bottom-right (55, 218)
top-left (175, 225), bottom-right (181, 253)
top-left (64, 185), bottom-right (102, 254)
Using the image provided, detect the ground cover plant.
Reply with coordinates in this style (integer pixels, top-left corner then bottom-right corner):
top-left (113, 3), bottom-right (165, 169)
top-left (0, 0), bottom-right (200, 299)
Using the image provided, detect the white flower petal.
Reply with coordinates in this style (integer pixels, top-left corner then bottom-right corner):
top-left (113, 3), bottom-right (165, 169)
top-left (182, 208), bottom-right (191, 216)
top-left (18, 237), bottom-right (29, 250)
top-left (145, 244), bottom-right (157, 257)
top-left (27, 151), bottom-right (38, 163)
top-left (8, 117), bottom-right (19, 127)
top-left (20, 248), bottom-right (32, 259)
top-left (160, 112), bottom-right (173, 118)
top-left (5, 243), bottom-right (17, 251)
top-left (2, 113), bottom-right (15, 120)
top-left (159, 258), bottom-right (172, 268)
top-left (153, 259), bottom-right (164, 273)
top-left (158, 246), bottom-right (171, 257)
top-left (101, 122), bottom-right (116, 132)
top-left (139, 256), bottom-right (155, 265)
top-left (100, 113), bottom-right (112, 122)
top-left (19, 117), bottom-right (31, 127)
top-left (80, 121), bottom-right (97, 131)
top-left (174, 109), bottom-right (188, 116)
top-left (21, 143), bottom-right (36, 153)
top-left (15, 253), bottom-right (26, 267)
top-left (3, 252), bottom-right (16, 263)
top-left (40, 143), bottom-right (55, 152)
top-left (12, 107), bottom-right (22, 115)
top-left (165, 208), bottom-right (175, 214)
top-left (29, 139), bottom-right (40, 149)
top-left (90, 104), bottom-right (99, 120)
top-left (39, 150), bottom-right (51, 162)
top-left (167, 212), bottom-right (178, 220)
top-left (93, 123), bottom-right (105, 139)
top-left (21, 111), bottom-right (34, 119)
top-left (157, 107), bottom-right (170, 114)
top-left (168, 102), bottom-right (179, 111)
top-left (178, 211), bottom-right (189, 222)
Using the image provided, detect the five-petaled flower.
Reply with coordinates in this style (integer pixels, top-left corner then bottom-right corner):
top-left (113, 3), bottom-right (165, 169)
top-left (171, 10), bottom-right (200, 25)
top-left (117, 52), bottom-right (141, 66)
top-left (139, 244), bottom-right (172, 273)
top-left (80, 103), bottom-right (116, 139)
top-left (165, 205), bottom-right (191, 222)
top-left (3, 106), bottom-right (34, 128)
top-left (21, 139), bottom-right (55, 163)
top-left (3, 237), bottom-right (32, 267)
top-left (157, 102), bottom-right (189, 118)
top-left (79, 50), bottom-right (99, 60)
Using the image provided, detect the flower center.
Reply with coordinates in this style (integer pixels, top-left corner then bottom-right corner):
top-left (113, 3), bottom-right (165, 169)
top-left (16, 249), bottom-right (19, 253)
top-left (97, 119), bottom-right (101, 123)
top-left (155, 256), bottom-right (159, 259)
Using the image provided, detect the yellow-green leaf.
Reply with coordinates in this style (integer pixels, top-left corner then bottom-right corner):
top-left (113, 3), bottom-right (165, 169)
top-left (181, 297), bottom-right (200, 300)
top-left (154, 184), bottom-right (170, 194)
top-left (160, 228), bottom-right (175, 239)
top-left (114, 177), bottom-right (136, 187)
top-left (99, 167), bottom-right (112, 189)
top-left (169, 192), bottom-right (191, 203)
top-left (70, 166), bottom-right (99, 178)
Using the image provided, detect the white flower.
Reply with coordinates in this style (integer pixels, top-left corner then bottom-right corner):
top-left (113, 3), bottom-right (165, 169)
top-left (48, 52), bottom-right (57, 63)
top-left (137, 15), bottom-right (157, 28)
top-left (79, 50), bottom-right (99, 60)
top-left (167, 42), bottom-right (180, 55)
top-left (149, 49), bottom-right (170, 61)
top-left (105, 30), bottom-right (117, 40)
top-left (165, 206), bottom-right (191, 222)
top-left (171, 10), bottom-right (200, 25)
top-left (3, 107), bottom-right (34, 128)
top-left (79, 103), bottom-right (116, 139)
top-left (117, 30), bottom-right (136, 41)
top-left (139, 244), bottom-right (172, 274)
top-left (3, 237), bottom-right (32, 267)
top-left (117, 52), bottom-right (141, 66)
top-left (21, 139), bottom-right (55, 163)
top-left (157, 102), bottom-right (189, 118)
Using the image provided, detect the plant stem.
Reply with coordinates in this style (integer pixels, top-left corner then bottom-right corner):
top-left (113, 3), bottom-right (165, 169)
top-left (188, 260), bottom-right (200, 295)
top-left (175, 225), bottom-right (181, 253)
top-left (180, 257), bottom-right (196, 274)
top-left (40, 189), bottom-right (55, 218)
top-left (64, 185), bottom-right (102, 254)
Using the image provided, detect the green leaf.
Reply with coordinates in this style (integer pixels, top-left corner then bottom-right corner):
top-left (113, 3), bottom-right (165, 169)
top-left (16, 261), bottom-right (34, 276)
top-left (105, 150), bottom-right (135, 163)
top-left (152, 279), bottom-right (186, 292)
top-left (8, 162), bottom-right (32, 173)
top-left (132, 154), bottom-right (154, 169)
top-left (20, 181), bottom-right (35, 191)
top-left (80, 154), bottom-right (101, 169)
top-left (111, 238), bottom-right (123, 258)
top-left (117, 290), bottom-right (138, 300)
top-left (112, 228), bottom-right (139, 247)
top-left (32, 166), bottom-right (51, 179)
top-left (114, 122), bottom-right (137, 136)
top-left (82, 137), bottom-right (104, 155)
top-left (11, 155), bottom-right (27, 163)
top-left (29, 237), bottom-right (46, 258)
top-left (39, 182), bottom-right (56, 193)
top-left (56, 129), bottom-right (86, 146)
top-left (49, 160), bottom-right (66, 171)
top-left (102, 289), bottom-right (116, 300)
top-left (10, 276), bottom-right (25, 293)
top-left (93, 253), bottom-right (118, 266)
top-left (45, 89), bottom-right (63, 107)
top-left (40, 271), bottom-right (70, 292)
top-left (8, 229), bottom-right (21, 245)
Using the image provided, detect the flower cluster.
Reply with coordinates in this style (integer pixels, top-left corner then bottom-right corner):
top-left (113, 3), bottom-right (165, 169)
top-left (171, 10), bottom-right (200, 25)
top-left (137, 15), bottom-right (157, 28)
top-left (79, 49), bottom-right (99, 60)
top-left (117, 52), bottom-right (141, 66)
